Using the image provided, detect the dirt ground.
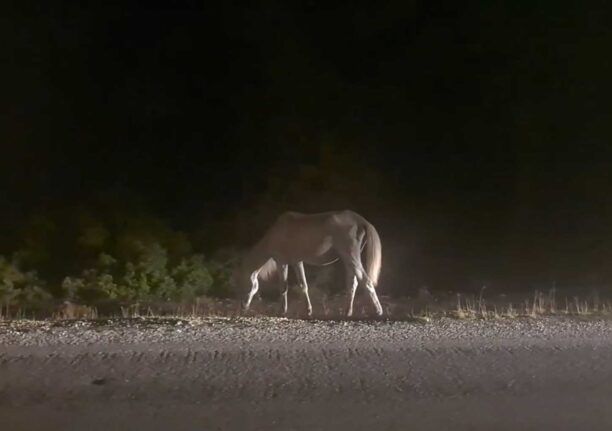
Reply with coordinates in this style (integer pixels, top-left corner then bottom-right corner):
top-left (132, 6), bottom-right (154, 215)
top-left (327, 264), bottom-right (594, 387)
top-left (2, 316), bottom-right (612, 431)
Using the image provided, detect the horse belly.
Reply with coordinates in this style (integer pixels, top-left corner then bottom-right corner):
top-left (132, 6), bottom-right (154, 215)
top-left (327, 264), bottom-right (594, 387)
top-left (309, 234), bottom-right (333, 256)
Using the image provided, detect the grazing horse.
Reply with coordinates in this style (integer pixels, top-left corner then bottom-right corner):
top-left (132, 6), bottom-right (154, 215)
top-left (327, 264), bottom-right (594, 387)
top-left (232, 210), bottom-right (383, 317)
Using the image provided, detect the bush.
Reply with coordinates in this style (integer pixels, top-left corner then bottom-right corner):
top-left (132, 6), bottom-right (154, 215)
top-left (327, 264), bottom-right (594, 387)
top-left (61, 245), bottom-right (221, 306)
top-left (0, 256), bottom-right (51, 312)
top-left (171, 254), bottom-right (214, 299)
top-left (3, 198), bottom-right (241, 313)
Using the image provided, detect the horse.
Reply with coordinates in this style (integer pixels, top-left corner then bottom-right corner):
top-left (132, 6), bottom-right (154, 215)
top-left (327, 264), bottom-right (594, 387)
top-left (232, 210), bottom-right (383, 317)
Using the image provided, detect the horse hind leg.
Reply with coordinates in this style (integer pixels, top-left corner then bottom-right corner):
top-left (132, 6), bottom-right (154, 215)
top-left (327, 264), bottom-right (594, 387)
top-left (364, 278), bottom-right (383, 316)
top-left (343, 249), bottom-right (383, 317)
top-left (293, 262), bottom-right (313, 316)
top-left (345, 268), bottom-right (359, 317)
top-left (355, 262), bottom-right (383, 316)
top-left (338, 239), bottom-right (362, 317)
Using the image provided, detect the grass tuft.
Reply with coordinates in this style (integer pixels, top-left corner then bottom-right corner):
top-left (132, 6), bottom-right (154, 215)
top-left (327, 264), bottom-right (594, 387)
top-left (1, 288), bottom-right (612, 322)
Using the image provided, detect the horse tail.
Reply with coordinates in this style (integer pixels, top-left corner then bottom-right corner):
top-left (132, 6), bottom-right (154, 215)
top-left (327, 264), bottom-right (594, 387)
top-left (363, 220), bottom-right (382, 286)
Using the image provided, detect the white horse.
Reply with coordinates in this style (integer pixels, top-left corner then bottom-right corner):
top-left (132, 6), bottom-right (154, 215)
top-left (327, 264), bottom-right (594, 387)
top-left (232, 210), bottom-right (383, 317)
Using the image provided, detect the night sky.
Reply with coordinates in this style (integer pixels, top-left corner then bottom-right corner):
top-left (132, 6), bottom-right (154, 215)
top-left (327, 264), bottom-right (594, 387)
top-left (4, 1), bottom-right (612, 293)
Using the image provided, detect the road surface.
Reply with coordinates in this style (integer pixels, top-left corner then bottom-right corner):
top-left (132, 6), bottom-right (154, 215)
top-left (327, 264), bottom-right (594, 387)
top-left (2, 316), bottom-right (612, 430)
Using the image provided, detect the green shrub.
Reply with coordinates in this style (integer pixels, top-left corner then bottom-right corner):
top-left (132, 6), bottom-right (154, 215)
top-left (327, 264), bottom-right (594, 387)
top-left (5, 198), bottom-right (242, 311)
top-left (0, 256), bottom-right (51, 310)
top-left (61, 245), bottom-right (220, 305)
top-left (171, 254), bottom-right (213, 299)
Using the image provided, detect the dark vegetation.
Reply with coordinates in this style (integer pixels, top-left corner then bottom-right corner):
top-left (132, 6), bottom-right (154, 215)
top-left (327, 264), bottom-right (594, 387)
top-left (0, 147), bottom-right (393, 316)
top-left (1, 141), bottom-right (611, 317)
top-left (0, 196), bottom-right (234, 315)
top-left (4, 3), bottom-right (612, 316)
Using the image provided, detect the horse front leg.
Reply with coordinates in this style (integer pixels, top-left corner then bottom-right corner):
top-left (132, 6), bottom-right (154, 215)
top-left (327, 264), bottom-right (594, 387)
top-left (244, 275), bottom-right (259, 312)
top-left (293, 262), bottom-right (312, 317)
top-left (279, 264), bottom-right (289, 315)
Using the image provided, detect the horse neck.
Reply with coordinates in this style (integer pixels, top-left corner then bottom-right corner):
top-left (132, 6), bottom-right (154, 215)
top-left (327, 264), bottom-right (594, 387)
top-left (242, 240), bottom-right (271, 275)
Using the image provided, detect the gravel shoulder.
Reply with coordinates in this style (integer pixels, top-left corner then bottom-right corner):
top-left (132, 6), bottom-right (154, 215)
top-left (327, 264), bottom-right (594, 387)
top-left (2, 316), bottom-right (612, 431)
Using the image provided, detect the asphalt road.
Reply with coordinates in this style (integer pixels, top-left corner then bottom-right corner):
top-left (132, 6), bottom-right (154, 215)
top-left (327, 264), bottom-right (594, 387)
top-left (2, 316), bottom-right (612, 430)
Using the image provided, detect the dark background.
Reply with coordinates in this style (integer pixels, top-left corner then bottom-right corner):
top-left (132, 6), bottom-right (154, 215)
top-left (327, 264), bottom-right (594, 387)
top-left (3, 1), bottom-right (612, 295)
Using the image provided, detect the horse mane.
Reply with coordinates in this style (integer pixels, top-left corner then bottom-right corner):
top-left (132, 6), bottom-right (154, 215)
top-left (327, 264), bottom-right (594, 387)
top-left (257, 258), bottom-right (278, 281)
